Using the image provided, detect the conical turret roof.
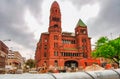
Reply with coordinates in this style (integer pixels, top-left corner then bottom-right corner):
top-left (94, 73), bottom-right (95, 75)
top-left (76, 19), bottom-right (86, 27)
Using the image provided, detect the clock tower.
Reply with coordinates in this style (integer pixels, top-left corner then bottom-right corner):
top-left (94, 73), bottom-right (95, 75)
top-left (49, 1), bottom-right (61, 33)
top-left (75, 19), bottom-right (91, 58)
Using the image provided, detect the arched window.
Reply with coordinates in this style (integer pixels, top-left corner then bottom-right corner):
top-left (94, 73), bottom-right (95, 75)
top-left (44, 52), bottom-right (47, 57)
top-left (54, 60), bottom-right (58, 67)
top-left (52, 17), bottom-right (60, 22)
top-left (54, 24), bottom-right (58, 28)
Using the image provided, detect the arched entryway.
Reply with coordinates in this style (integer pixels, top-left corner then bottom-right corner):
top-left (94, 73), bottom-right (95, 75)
top-left (64, 60), bottom-right (78, 68)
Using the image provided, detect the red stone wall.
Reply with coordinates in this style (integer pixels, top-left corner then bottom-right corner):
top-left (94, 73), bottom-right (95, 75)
top-left (35, 1), bottom-right (100, 69)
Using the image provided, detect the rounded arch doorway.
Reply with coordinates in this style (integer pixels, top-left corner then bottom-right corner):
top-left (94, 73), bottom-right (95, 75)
top-left (64, 60), bottom-right (78, 68)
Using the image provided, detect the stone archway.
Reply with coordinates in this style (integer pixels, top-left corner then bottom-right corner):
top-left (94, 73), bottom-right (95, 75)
top-left (64, 60), bottom-right (78, 68)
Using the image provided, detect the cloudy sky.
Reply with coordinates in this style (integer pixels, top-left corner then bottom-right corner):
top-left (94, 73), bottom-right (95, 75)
top-left (0, 0), bottom-right (120, 59)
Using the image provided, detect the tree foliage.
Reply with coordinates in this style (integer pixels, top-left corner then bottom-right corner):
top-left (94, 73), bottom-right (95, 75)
top-left (92, 37), bottom-right (120, 65)
top-left (95, 36), bottom-right (109, 48)
top-left (25, 59), bottom-right (35, 68)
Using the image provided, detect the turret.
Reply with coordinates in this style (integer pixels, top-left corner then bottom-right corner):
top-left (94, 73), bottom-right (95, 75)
top-left (48, 1), bottom-right (62, 60)
top-left (75, 19), bottom-right (91, 58)
top-left (75, 19), bottom-right (87, 36)
top-left (49, 1), bottom-right (61, 33)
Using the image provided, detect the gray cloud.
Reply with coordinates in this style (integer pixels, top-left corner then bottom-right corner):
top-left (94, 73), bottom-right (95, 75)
top-left (69, 0), bottom-right (120, 40)
top-left (0, 0), bottom-right (43, 50)
top-left (88, 0), bottom-right (120, 39)
top-left (67, 0), bottom-right (97, 10)
top-left (25, 0), bottom-right (43, 21)
top-left (0, 0), bottom-right (120, 55)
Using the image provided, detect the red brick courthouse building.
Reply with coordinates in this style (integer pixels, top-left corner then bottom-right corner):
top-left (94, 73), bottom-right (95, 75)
top-left (35, 1), bottom-right (100, 69)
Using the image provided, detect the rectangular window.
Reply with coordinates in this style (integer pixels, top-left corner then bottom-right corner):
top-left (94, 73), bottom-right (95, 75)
top-left (52, 17), bottom-right (60, 22)
top-left (82, 39), bottom-right (86, 43)
top-left (54, 60), bottom-right (58, 67)
top-left (54, 43), bottom-right (58, 48)
top-left (44, 45), bottom-right (47, 50)
top-left (82, 45), bottom-right (87, 50)
top-left (44, 52), bottom-right (46, 57)
top-left (54, 51), bottom-right (58, 56)
top-left (54, 35), bottom-right (58, 40)
top-left (45, 39), bottom-right (47, 42)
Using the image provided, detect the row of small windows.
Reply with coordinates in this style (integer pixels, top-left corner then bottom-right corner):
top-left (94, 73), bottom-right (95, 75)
top-left (80, 29), bottom-right (86, 34)
top-left (44, 42), bottom-right (58, 49)
top-left (61, 52), bottom-right (82, 57)
top-left (44, 51), bottom-right (86, 57)
top-left (44, 44), bottom-right (87, 50)
top-left (45, 36), bottom-right (86, 43)
top-left (76, 29), bottom-right (86, 35)
top-left (8, 57), bottom-right (14, 59)
top-left (54, 51), bottom-right (82, 57)
top-left (43, 39), bottom-right (87, 50)
top-left (62, 40), bottom-right (75, 44)
top-left (44, 51), bottom-right (58, 57)
top-left (78, 45), bottom-right (87, 50)
top-left (43, 60), bottom-right (58, 67)
top-left (52, 17), bottom-right (60, 22)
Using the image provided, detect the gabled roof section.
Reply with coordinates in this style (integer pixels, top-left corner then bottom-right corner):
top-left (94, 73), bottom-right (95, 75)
top-left (76, 19), bottom-right (86, 27)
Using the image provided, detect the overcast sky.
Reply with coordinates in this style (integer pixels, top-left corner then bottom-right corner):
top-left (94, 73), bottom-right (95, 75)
top-left (0, 0), bottom-right (120, 59)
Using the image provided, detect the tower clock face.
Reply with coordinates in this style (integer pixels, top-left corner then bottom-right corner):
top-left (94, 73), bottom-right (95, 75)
top-left (76, 31), bottom-right (78, 34)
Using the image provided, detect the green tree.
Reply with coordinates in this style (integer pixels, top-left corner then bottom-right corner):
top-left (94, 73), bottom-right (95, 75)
top-left (92, 37), bottom-right (120, 65)
top-left (25, 59), bottom-right (35, 68)
top-left (95, 36), bottom-right (109, 48)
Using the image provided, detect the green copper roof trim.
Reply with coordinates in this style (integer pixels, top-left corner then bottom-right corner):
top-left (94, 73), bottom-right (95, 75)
top-left (76, 19), bottom-right (86, 27)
